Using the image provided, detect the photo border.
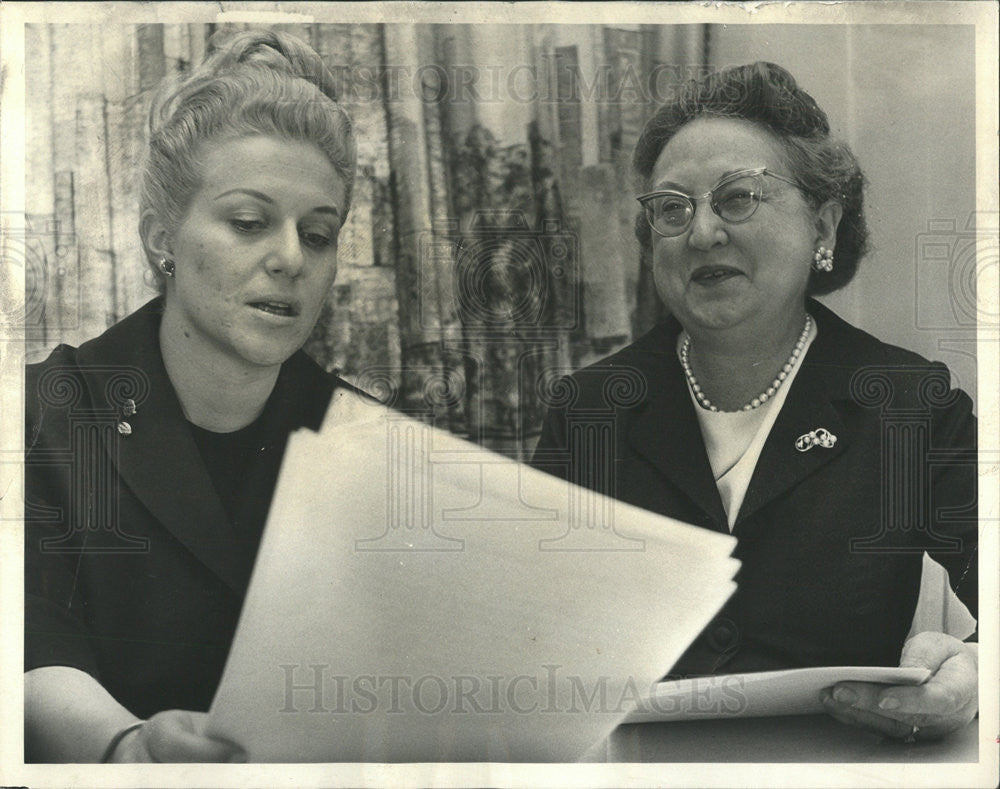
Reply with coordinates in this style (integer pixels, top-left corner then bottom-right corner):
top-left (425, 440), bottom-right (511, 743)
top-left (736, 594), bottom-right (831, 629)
top-left (1, 2), bottom-right (996, 787)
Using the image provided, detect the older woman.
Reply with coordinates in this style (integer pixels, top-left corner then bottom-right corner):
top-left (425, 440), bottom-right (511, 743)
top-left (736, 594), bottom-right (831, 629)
top-left (24, 30), bottom-right (358, 762)
top-left (533, 62), bottom-right (977, 740)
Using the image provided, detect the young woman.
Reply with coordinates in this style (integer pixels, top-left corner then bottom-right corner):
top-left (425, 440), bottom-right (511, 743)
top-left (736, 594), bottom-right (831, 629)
top-left (25, 29), bottom-right (359, 762)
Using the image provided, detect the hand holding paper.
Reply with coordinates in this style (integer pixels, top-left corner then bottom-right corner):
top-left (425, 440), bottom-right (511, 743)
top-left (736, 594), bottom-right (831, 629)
top-left (623, 665), bottom-right (930, 724)
top-left (821, 631), bottom-right (978, 740)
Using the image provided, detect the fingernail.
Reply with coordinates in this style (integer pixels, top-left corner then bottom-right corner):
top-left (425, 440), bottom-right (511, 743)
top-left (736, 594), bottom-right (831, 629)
top-left (878, 697), bottom-right (900, 711)
top-left (833, 688), bottom-right (857, 704)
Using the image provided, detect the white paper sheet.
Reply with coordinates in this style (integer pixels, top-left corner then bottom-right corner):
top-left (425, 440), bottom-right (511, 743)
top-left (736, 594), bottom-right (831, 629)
top-left (205, 393), bottom-right (740, 761)
top-left (622, 666), bottom-right (932, 723)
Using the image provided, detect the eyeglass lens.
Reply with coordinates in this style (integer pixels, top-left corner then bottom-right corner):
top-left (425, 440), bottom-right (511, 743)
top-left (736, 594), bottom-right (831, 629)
top-left (645, 173), bottom-right (763, 237)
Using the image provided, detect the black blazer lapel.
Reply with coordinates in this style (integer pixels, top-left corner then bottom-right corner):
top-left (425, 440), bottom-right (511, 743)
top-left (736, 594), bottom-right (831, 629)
top-left (624, 323), bottom-right (729, 530)
top-left (735, 301), bottom-right (855, 529)
top-left (735, 364), bottom-right (849, 528)
top-left (226, 349), bottom-right (337, 581)
top-left (75, 300), bottom-right (248, 594)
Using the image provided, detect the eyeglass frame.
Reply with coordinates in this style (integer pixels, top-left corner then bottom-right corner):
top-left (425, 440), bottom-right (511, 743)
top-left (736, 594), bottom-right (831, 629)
top-left (636, 167), bottom-right (805, 238)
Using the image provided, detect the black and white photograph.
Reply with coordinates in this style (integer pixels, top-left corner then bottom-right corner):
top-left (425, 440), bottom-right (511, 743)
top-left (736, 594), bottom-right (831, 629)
top-left (1, 2), bottom-right (997, 786)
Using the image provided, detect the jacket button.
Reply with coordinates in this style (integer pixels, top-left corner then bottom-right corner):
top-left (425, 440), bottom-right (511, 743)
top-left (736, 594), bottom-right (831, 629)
top-left (707, 618), bottom-right (739, 652)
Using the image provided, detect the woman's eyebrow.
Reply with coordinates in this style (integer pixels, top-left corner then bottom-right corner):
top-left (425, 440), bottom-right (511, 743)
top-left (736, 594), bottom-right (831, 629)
top-left (651, 179), bottom-right (689, 193)
top-left (311, 206), bottom-right (341, 219)
top-left (718, 167), bottom-right (753, 179)
top-left (214, 188), bottom-right (340, 218)
top-left (214, 188), bottom-right (273, 203)
top-left (652, 167), bottom-right (764, 193)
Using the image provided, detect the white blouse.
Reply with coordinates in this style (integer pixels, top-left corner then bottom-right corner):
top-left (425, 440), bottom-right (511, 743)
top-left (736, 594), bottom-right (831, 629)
top-left (679, 318), bottom-right (818, 531)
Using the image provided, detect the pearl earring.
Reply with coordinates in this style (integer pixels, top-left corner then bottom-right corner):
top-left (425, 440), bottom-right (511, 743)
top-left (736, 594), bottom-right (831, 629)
top-left (812, 246), bottom-right (834, 272)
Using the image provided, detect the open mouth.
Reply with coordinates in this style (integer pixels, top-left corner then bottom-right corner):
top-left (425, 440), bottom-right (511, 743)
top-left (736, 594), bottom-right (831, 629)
top-left (249, 300), bottom-right (300, 318)
top-left (691, 266), bottom-right (743, 284)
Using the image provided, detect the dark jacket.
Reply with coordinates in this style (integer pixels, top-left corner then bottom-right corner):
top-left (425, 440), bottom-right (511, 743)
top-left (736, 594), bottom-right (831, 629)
top-left (532, 300), bottom-right (977, 676)
top-left (24, 298), bottom-right (344, 718)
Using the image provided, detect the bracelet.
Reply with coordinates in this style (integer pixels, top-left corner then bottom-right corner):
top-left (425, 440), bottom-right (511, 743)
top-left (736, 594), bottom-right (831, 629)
top-left (100, 721), bottom-right (145, 763)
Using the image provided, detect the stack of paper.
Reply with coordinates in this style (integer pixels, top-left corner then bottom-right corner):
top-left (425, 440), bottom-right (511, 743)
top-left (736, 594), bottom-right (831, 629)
top-left (206, 392), bottom-right (740, 762)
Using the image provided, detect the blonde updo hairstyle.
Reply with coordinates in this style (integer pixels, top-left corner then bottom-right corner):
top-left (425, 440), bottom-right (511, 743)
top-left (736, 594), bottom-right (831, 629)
top-left (140, 29), bottom-right (357, 288)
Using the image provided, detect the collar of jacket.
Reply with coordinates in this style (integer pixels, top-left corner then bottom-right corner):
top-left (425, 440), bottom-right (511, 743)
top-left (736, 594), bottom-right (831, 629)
top-left (73, 297), bottom-right (336, 593)
top-left (622, 299), bottom-right (876, 532)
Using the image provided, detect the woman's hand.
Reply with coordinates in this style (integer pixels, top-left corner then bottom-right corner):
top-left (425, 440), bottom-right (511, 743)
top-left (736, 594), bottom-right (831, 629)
top-left (110, 710), bottom-right (246, 762)
top-left (820, 631), bottom-right (978, 740)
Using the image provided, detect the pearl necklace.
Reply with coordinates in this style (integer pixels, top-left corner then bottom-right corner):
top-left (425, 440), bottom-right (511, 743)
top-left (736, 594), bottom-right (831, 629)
top-left (680, 314), bottom-right (812, 412)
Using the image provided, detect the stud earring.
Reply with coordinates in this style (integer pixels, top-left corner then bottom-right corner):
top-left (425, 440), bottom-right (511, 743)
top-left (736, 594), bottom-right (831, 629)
top-left (158, 257), bottom-right (176, 277)
top-left (812, 246), bottom-right (834, 272)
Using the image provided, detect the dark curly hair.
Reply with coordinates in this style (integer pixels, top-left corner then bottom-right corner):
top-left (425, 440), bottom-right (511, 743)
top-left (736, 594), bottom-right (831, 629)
top-left (632, 62), bottom-right (869, 296)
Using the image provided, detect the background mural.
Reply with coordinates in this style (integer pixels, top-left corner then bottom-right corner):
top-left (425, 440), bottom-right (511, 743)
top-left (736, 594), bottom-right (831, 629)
top-left (21, 22), bottom-right (979, 458)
